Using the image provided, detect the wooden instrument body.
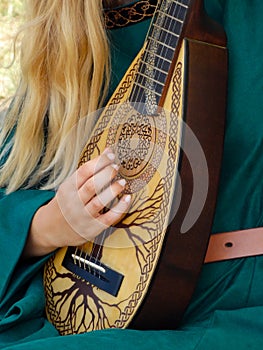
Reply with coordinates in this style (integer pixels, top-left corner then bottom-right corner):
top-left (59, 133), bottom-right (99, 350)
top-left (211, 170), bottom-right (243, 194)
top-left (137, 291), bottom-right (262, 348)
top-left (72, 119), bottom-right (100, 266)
top-left (44, 0), bottom-right (228, 334)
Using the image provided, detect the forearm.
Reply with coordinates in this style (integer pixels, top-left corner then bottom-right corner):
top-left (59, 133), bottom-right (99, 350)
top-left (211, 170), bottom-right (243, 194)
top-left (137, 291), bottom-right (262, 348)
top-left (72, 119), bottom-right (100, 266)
top-left (23, 202), bottom-right (58, 258)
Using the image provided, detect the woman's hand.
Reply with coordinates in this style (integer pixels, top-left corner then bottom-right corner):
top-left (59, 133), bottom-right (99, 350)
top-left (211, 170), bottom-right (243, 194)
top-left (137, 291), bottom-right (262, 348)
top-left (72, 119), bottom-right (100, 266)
top-left (23, 149), bottom-right (131, 258)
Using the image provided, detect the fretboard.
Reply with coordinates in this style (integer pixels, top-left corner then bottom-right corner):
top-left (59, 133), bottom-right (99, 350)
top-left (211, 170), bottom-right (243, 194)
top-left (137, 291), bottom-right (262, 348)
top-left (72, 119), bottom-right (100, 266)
top-left (129, 0), bottom-right (191, 114)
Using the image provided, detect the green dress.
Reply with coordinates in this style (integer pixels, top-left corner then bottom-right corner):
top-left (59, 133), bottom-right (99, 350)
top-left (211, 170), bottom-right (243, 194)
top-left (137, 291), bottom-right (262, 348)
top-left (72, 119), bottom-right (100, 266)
top-left (1, 0), bottom-right (263, 348)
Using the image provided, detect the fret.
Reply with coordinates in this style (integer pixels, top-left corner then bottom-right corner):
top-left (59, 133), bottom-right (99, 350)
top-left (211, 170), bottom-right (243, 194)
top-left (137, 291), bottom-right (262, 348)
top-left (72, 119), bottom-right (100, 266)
top-left (152, 3), bottom-right (187, 49)
top-left (140, 58), bottom-right (168, 76)
top-left (157, 10), bottom-right (183, 24)
top-left (172, 0), bottom-right (189, 9)
top-left (129, 0), bottom-right (190, 110)
top-left (163, 15), bottom-right (184, 34)
top-left (143, 48), bottom-right (172, 64)
top-left (151, 22), bottom-right (181, 49)
top-left (153, 22), bottom-right (180, 37)
top-left (142, 49), bottom-right (171, 74)
top-left (152, 27), bottom-right (180, 52)
top-left (139, 62), bottom-right (167, 91)
top-left (136, 71), bottom-right (165, 94)
top-left (148, 36), bottom-right (175, 52)
top-left (133, 81), bottom-right (162, 97)
top-left (130, 81), bottom-right (160, 114)
top-left (135, 81), bottom-right (163, 103)
top-left (158, 2), bottom-right (187, 23)
top-left (147, 40), bottom-right (175, 64)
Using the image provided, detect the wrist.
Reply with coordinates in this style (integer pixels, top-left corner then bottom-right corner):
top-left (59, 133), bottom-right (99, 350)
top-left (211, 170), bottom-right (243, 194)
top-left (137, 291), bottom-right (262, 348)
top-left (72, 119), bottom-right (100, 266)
top-left (23, 201), bottom-right (58, 258)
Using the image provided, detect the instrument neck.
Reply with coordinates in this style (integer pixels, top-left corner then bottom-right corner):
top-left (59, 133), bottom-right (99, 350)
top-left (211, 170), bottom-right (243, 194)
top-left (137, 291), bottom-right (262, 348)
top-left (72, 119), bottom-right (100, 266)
top-left (129, 0), bottom-right (192, 113)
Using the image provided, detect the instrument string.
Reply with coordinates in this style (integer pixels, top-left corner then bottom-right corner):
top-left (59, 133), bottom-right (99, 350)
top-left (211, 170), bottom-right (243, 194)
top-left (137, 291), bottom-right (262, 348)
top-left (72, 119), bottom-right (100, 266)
top-left (154, 1), bottom-right (187, 81)
top-left (78, 0), bottom-right (189, 275)
top-left (130, 0), bottom-right (166, 106)
top-left (86, 197), bottom-right (116, 277)
top-left (149, 0), bottom-right (177, 79)
top-left (150, 0), bottom-right (188, 85)
top-left (130, 0), bottom-right (189, 109)
top-left (129, 0), bottom-right (161, 105)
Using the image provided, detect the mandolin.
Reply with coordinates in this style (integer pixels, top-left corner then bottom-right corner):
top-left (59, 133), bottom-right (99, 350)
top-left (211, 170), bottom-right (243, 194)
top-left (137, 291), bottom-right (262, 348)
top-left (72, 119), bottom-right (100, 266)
top-left (44, 0), bottom-right (228, 334)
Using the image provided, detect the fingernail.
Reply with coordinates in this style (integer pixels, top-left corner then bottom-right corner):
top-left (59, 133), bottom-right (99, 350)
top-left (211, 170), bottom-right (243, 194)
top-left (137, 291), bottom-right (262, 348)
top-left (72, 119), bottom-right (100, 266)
top-left (103, 147), bottom-right (111, 153)
top-left (103, 148), bottom-right (115, 161)
top-left (111, 163), bottom-right (119, 171)
top-left (118, 178), bottom-right (126, 187)
top-left (122, 194), bottom-right (131, 203)
top-left (106, 152), bottom-right (115, 161)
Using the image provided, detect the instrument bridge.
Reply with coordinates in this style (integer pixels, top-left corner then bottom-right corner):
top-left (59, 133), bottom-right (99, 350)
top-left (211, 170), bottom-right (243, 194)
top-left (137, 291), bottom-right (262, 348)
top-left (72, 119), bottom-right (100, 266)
top-left (62, 247), bottom-right (124, 297)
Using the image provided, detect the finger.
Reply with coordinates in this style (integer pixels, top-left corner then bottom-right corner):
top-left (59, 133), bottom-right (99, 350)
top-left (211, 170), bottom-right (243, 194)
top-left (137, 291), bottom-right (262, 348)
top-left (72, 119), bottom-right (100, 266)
top-left (85, 178), bottom-right (126, 217)
top-left (78, 163), bottom-right (120, 204)
top-left (67, 192), bottom-right (131, 242)
top-left (99, 194), bottom-right (131, 227)
top-left (76, 148), bottom-right (116, 188)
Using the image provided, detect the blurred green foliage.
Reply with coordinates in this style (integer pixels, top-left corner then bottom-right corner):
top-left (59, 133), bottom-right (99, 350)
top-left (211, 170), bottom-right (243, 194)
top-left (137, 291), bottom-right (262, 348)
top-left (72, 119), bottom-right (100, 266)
top-left (0, 0), bottom-right (24, 17)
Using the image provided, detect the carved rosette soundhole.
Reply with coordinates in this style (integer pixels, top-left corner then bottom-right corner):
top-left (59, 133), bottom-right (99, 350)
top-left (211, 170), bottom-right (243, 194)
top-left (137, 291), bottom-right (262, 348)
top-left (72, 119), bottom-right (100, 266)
top-left (118, 114), bottom-right (152, 172)
top-left (106, 101), bottom-right (166, 193)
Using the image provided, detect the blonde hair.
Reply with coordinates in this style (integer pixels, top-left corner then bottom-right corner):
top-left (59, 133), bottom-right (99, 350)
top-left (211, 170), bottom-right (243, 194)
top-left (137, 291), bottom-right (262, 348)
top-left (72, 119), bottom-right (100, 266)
top-left (0, 0), bottom-right (110, 193)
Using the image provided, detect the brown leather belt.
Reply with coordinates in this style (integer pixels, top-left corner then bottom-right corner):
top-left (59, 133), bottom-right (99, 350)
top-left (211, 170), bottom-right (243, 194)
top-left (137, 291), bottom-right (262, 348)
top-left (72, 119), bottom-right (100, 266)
top-left (204, 227), bottom-right (263, 263)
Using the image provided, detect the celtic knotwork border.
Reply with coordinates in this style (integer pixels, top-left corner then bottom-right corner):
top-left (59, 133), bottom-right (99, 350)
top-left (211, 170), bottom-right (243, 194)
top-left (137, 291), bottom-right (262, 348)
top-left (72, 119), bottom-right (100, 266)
top-left (114, 61), bottom-right (183, 327)
top-left (104, 0), bottom-right (157, 30)
top-left (44, 255), bottom-right (71, 335)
